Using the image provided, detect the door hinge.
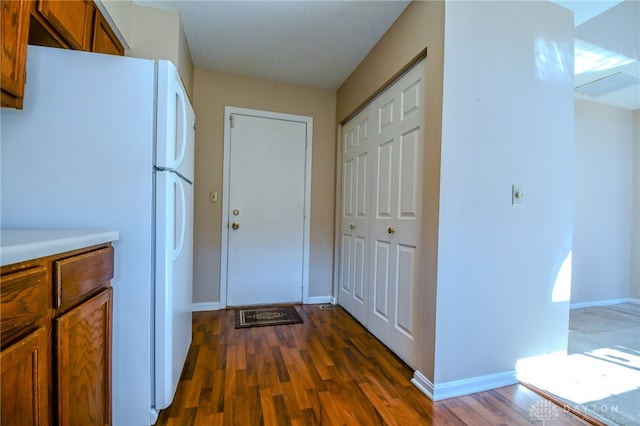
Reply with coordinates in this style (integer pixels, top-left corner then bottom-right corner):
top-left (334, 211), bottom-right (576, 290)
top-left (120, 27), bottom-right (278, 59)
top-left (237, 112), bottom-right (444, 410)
top-left (230, 115), bottom-right (235, 128)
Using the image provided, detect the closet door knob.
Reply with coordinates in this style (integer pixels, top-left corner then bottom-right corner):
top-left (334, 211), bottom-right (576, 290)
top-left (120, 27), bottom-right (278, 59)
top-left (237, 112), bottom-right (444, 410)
top-left (387, 227), bottom-right (395, 234)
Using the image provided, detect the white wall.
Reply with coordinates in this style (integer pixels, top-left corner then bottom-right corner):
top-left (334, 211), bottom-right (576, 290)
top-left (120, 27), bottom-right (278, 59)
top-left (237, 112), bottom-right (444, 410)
top-left (434, 1), bottom-right (574, 385)
top-left (572, 99), bottom-right (634, 304)
top-left (632, 109), bottom-right (640, 299)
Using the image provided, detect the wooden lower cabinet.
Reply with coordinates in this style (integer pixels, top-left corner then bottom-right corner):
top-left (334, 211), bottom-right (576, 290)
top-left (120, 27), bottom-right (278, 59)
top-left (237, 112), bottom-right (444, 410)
top-left (56, 288), bottom-right (112, 426)
top-left (0, 243), bottom-right (114, 425)
top-left (0, 327), bottom-right (50, 426)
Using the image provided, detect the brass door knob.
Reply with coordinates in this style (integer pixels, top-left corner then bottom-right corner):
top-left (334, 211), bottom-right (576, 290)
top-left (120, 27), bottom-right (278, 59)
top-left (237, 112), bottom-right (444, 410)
top-left (350, 224), bottom-right (356, 230)
top-left (232, 222), bottom-right (240, 230)
top-left (387, 227), bottom-right (395, 234)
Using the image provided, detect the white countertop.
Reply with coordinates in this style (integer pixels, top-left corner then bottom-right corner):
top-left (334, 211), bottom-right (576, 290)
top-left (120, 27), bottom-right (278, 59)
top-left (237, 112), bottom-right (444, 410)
top-left (0, 229), bottom-right (120, 266)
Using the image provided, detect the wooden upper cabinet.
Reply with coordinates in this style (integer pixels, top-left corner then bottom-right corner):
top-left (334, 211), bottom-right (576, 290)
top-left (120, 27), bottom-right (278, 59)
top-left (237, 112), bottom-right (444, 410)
top-left (92, 10), bottom-right (124, 56)
top-left (1, 0), bottom-right (31, 109)
top-left (1, 0), bottom-right (124, 109)
top-left (36, 0), bottom-right (94, 51)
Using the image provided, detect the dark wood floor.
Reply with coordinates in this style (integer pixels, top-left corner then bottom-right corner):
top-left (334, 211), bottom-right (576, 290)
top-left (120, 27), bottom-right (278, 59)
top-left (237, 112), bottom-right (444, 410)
top-left (156, 305), bottom-right (590, 425)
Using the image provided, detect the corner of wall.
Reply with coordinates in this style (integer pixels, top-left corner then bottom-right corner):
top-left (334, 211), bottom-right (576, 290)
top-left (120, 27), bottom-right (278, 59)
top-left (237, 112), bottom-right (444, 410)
top-left (632, 110), bottom-right (640, 298)
top-left (128, 5), bottom-right (180, 66)
top-left (177, 16), bottom-right (195, 101)
top-left (98, 0), bottom-right (133, 50)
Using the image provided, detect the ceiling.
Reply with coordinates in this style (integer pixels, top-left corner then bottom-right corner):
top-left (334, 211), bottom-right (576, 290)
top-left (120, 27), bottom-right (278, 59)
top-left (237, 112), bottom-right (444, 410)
top-left (133, 0), bottom-right (639, 110)
top-left (133, 0), bottom-right (410, 90)
top-left (552, 0), bottom-right (640, 110)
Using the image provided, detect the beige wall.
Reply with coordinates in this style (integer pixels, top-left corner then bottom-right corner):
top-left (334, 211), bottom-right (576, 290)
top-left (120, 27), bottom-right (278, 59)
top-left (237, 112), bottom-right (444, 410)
top-left (192, 69), bottom-right (337, 305)
top-left (101, 1), bottom-right (194, 99)
top-left (336, 0), bottom-right (445, 380)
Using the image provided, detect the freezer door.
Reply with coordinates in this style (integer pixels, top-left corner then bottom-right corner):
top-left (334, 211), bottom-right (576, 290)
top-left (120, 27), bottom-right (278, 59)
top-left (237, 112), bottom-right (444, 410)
top-left (154, 170), bottom-right (194, 410)
top-left (156, 61), bottom-right (195, 183)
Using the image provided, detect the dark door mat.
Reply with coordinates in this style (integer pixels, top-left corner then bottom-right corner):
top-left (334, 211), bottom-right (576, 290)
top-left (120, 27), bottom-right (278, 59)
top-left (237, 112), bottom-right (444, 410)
top-left (318, 304), bottom-right (341, 311)
top-left (235, 306), bottom-right (303, 329)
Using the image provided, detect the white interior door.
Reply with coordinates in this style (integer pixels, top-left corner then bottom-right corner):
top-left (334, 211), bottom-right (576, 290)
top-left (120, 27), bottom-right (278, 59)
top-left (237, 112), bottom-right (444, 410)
top-left (338, 104), bottom-right (373, 325)
top-left (226, 113), bottom-right (308, 306)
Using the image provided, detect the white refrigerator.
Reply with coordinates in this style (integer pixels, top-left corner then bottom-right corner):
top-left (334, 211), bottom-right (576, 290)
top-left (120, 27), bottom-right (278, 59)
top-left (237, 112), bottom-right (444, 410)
top-left (1, 46), bottom-right (195, 425)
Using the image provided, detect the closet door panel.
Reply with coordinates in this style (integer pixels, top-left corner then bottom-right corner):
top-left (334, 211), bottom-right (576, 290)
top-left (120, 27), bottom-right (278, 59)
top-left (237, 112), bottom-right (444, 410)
top-left (399, 129), bottom-right (420, 218)
top-left (354, 236), bottom-right (367, 302)
top-left (369, 60), bottom-right (425, 368)
top-left (372, 241), bottom-right (391, 318)
top-left (376, 140), bottom-right (394, 218)
top-left (338, 105), bottom-right (373, 325)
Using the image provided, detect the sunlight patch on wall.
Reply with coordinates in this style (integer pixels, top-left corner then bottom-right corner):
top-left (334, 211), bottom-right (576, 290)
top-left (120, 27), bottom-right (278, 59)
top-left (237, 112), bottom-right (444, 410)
top-left (535, 38), bottom-right (573, 82)
top-left (552, 250), bottom-right (572, 303)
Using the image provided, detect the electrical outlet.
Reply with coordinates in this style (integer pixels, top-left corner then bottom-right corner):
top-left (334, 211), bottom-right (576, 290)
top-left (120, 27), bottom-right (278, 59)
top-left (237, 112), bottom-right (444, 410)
top-left (209, 191), bottom-right (218, 203)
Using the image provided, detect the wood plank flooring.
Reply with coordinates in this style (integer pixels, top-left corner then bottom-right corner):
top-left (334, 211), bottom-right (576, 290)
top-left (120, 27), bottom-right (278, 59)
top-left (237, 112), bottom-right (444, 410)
top-left (156, 305), bottom-right (590, 425)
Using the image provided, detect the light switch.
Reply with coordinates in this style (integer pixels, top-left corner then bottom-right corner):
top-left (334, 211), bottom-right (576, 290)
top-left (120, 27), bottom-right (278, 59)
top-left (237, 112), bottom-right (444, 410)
top-left (209, 191), bottom-right (218, 203)
top-left (512, 185), bottom-right (524, 206)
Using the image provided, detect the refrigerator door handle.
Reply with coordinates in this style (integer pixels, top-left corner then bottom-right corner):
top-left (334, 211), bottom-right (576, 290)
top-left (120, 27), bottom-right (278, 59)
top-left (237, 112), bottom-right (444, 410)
top-left (174, 175), bottom-right (187, 261)
top-left (174, 84), bottom-right (188, 169)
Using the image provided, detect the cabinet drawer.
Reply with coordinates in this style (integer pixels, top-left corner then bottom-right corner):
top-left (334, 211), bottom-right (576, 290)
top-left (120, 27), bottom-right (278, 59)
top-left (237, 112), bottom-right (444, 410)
top-left (54, 246), bottom-right (114, 310)
top-left (0, 266), bottom-right (49, 346)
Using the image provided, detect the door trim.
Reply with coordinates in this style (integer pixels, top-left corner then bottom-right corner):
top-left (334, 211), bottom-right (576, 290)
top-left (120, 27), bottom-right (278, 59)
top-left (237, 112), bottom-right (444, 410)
top-left (219, 106), bottom-right (313, 308)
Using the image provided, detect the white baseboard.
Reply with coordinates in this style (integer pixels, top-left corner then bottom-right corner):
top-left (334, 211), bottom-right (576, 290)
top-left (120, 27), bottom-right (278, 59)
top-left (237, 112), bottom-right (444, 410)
top-left (307, 295), bottom-right (334, 305)
top-left (192, 302), bottom-right (221, 312)
top-left (570, 297), bottom-right (639, 310)
top-left (191, 297), bottom-right (336, 311)
top-left (411, 370), bottom-right (518, 401)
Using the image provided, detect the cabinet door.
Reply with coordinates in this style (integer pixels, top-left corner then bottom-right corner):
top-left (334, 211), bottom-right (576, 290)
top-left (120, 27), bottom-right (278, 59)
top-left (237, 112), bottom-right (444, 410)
top-left (56, 288), bottom-right (112, 426)
top-left (37, 0), bottom-right (94, 51)
top-left (0, 327), bottom-right (50, 426)
top-left (0, 0), bottom-right (31, 108)
top-left (92, 11), bottom-right (124, 56)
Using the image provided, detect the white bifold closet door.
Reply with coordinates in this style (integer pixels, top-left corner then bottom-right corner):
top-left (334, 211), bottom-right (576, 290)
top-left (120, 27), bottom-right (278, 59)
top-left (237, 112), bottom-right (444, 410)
top-left (339, 105), bottom-right (373, 325)
top-left (339, 59), bottom-right (425, 368)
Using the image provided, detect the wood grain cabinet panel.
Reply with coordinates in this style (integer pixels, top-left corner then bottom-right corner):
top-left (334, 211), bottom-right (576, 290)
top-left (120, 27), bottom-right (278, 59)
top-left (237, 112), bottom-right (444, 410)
top-left (2, 0), bottom-right (124, 109)
top-left (0, 327), bottom-right (50, 426)
top-left (92, 11), bottom-right (123, 56)
top-left (0, 242), bottom-right (114, 425)
top-left (0, 0), bottom-right (31, 109)
top-left (54, 246), bottom-right (114, 311)
top-left (56, 287), bottom-right (112, 426)
top-left (0, 266), bottom-right (49, 345)
top-left (36, 0), bottom-right (95, 51)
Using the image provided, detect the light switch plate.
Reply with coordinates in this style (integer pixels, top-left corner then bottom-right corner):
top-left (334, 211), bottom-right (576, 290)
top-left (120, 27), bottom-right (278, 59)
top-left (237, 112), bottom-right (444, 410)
top-left (209, 191), bottom-right (218, 203)
top-left (512, 185), bottom-right (524, 206)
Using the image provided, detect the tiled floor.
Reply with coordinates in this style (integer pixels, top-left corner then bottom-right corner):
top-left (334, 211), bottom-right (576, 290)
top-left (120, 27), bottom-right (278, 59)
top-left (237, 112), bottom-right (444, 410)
top-left (521, 302), bottom-right (640, 426)
top-left (569, 303), bottom-right (640, 355)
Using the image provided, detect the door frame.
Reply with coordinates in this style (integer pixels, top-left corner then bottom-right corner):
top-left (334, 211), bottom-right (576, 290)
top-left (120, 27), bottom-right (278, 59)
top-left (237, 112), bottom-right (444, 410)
top-left (219, 106), bottom-right (313, 308)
